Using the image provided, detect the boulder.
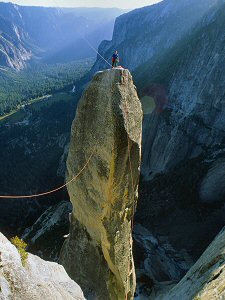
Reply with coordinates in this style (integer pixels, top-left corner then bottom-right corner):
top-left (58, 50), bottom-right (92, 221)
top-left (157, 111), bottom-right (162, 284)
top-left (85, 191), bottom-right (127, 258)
top-left (0, 232), bottom-right (85, 300)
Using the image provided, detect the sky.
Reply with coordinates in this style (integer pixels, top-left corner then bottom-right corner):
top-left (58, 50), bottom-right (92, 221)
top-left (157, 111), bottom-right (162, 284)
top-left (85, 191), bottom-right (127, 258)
top-left (0, 0), bottom-right (162, 9)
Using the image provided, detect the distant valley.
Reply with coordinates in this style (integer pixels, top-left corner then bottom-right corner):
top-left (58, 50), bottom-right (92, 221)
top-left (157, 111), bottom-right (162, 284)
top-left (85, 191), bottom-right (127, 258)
top-left (0, 0), bottom-right (225, 299)
top-left (0, 4), bottom-right (124, 115)
top-left (0, 3), bottom-right (124, 69)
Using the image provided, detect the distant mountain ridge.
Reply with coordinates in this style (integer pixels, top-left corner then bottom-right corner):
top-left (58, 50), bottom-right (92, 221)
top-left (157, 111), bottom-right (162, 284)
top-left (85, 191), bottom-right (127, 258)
top-left (0, 3), bottom-right (124, 70)
top-left (90, 0), bottom-right (219, 73)
top-left (0, 5), bottom-right (31, 70)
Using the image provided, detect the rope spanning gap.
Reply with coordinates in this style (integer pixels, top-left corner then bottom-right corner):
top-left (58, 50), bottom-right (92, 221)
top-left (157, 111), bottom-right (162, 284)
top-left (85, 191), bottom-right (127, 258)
top-left (79, 34), bottom-right (112, 68)
top-left (0, 149), bottom-right (95, 199)
top-left (0, 32), bottom-right (112, 73)
top-left (52, 0), bottom-right (111, 67)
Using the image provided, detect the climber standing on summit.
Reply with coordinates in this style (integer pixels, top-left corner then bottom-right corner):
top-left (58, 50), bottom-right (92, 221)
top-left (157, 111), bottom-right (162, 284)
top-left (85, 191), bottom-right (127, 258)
top-left (112, 50), bottom-right (119, 68)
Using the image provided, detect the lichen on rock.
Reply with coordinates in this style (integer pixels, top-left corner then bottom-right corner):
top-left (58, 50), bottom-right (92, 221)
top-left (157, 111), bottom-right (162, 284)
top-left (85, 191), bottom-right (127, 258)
top-left (60, 68), bottom-right (142, 300)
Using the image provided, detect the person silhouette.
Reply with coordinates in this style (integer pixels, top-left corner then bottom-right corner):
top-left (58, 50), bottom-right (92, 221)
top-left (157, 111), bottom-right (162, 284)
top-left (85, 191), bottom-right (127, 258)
top-left (112, 50), bottom-right (119, 68)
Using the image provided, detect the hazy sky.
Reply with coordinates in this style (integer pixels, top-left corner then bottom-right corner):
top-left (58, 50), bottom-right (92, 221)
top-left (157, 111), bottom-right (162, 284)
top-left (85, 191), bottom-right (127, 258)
top-left (0, 0), bottom-right (162, 9)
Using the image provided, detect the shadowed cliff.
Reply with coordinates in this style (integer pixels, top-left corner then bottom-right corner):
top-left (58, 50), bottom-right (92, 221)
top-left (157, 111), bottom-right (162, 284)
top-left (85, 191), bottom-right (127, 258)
top-left (157, 226), bottom-right (225, 300)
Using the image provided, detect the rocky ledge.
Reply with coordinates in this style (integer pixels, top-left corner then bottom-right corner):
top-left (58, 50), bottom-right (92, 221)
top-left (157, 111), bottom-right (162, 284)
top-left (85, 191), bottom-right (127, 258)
top-left (0, 232), bottom-right (85, 300)
top-left (158, 226), bottom-right (225, 300)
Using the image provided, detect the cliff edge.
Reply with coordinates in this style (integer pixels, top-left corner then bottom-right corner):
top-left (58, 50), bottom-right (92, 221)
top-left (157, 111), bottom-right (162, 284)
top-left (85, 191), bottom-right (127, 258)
top-left (157, 226), bottom-right (225, 300)
top-left (0, 233), bottom-right (85, 300)
top-left (60, 68), bottom-right (142, 300)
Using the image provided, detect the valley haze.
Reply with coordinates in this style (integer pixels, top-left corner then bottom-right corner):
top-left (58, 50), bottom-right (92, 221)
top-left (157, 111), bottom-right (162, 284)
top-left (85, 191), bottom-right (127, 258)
top-left (0, 0), bottom-right (224, 299)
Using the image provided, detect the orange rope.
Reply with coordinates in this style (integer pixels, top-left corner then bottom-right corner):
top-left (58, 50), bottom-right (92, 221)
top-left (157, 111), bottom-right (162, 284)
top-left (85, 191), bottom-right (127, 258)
top-left (0, 149), bottom-right (95, 199)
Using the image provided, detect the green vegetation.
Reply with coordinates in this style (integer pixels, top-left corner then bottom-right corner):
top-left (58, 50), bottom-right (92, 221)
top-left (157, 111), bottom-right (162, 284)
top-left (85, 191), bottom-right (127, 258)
top-left (0, 56), bottom-right (93, 234)
top-left (0, 91), bottom-right (81, 232)
top-left (11, 236), bottom-right (28, 266)
top-left (0, 95), bottom-right (52, 122)
top-left (0, 57), bottom-right (94, 115)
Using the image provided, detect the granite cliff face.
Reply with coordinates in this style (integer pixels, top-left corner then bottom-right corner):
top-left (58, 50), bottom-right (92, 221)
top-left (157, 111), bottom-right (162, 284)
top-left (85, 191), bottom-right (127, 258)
top-left (0, 232), bottom-right (85, 300)
top-left (140, 2), bottom-right (225, 180)
top-left (134, 2), bottom-right (225, 297)
top-left (1, 0), bottom-right (224, 299)
top-left (91, 0), bottom-right (218, 73)
top-left (157, 226), bottom-right (225, 300)
top-left (60, 68), bottom-right (142, 300)
top-left (0, 7), bottom-right (31, 70)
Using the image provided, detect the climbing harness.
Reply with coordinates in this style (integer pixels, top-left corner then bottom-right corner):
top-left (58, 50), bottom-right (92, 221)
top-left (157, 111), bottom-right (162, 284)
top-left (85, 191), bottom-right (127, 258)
top-left (0, 149), bottom-right (95, 199)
